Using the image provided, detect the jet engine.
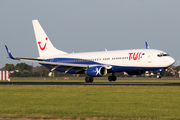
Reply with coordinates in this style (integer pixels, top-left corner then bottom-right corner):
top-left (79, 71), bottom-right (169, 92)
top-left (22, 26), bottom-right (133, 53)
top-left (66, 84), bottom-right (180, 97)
top-left (86, 66), bottom-right (107, 77)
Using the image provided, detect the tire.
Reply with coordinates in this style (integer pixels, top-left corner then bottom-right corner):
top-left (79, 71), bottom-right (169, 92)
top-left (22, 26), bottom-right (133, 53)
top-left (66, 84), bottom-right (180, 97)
top-left (109, 75), bottom-right (117, 82)
top-left (85, 77), bottom-right (94, 83)
top-left (112, 75), bottom-right (117, 81)
top-left (85, 77), bottom-right (90, 82)
top-left (89, 77), bottom-right (94, 83)
top-left (108, 76), bottom-right (113, 82)
top-left (157, 75), bottom-right (161, 79)
top-left (159, 75), bottom-right (161, 79)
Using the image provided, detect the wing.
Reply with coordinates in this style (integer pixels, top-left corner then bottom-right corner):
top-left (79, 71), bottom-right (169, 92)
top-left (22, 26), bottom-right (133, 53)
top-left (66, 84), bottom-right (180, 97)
top-left (5, 45), bottom-right (111, 73)
top-left (5, 45), bottom-right (87, 69)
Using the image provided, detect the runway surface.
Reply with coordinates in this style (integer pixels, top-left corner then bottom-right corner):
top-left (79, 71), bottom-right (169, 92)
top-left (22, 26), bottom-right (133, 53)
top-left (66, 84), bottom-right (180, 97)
top-left (1, 82), bottom-right (180, 85)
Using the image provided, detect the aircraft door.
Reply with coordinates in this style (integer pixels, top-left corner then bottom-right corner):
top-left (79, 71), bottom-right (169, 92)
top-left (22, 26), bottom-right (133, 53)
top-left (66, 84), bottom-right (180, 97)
top-left (147, 53), bottom-right (152, 63)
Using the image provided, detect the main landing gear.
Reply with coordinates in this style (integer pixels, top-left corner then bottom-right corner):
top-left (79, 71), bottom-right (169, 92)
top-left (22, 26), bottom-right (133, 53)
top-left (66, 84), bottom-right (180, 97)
top-left (85, 74), bottom-right (117, 83)
top-left (85, 76), bottom-right (94, 83)
top-left (108, 74), bottom-right (117, 82)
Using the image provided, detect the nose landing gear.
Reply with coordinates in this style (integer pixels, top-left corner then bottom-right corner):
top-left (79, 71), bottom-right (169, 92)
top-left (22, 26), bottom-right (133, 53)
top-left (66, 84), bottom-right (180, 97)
top-left (157, 73), bottom-right (161, 79)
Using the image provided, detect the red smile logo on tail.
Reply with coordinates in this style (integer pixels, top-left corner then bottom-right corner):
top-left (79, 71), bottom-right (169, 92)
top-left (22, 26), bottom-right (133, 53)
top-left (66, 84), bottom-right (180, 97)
top-left (38, 37), bottom-right (48, 51)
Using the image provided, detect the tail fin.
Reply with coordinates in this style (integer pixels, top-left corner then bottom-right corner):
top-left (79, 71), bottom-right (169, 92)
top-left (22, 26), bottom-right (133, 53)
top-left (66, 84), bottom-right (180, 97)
top-left (32, 20), bottom-right (67, 58)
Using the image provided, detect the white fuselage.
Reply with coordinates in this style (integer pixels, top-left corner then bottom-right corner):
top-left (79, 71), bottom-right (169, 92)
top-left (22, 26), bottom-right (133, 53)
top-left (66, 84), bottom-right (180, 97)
top-left (43, 49), bottom-right (175, 73)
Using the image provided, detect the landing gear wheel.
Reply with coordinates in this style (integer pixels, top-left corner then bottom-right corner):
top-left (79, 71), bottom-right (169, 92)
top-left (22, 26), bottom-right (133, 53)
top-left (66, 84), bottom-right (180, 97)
top-left (89, 77), bottom-right (94, 83)
top-left (157, 74), bottom-right (161, 79)
top-left (108, 75), bottom-right (117, 82)
top-left (108, 76), bottom-right (113, 82)
top-left (112, 75), bottom-right (117, 81)
top-left (85, 77), bottom-right (94, 83)
top-left (157, 72), bottom-right (161, 79)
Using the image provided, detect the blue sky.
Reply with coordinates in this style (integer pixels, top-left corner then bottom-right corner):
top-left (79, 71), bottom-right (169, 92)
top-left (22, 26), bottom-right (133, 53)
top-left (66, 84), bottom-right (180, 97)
top-left (1, 0), bottom-right (180, 68)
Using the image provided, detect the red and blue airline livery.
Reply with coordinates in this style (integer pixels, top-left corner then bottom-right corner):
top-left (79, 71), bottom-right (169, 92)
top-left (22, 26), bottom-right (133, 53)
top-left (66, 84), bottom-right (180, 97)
top-left (5, 20), bottom-right (175, 82)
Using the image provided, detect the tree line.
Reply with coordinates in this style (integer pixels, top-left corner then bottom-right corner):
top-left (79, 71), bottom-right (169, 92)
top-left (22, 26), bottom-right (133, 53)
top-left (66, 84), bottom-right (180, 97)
top-left (3, 63), bottom-right (51, 77)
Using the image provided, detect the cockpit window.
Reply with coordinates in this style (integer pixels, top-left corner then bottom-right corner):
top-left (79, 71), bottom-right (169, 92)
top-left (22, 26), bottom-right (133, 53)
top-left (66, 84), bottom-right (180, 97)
top-left (157, 53), bottom-right (170, 57)
top-left (163, 54), bottom-right (170, 56)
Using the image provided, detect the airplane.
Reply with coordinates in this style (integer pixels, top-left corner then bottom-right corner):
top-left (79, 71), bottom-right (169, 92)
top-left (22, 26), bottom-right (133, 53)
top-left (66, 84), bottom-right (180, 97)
top-left (5, 20), bottom-right (175, 82)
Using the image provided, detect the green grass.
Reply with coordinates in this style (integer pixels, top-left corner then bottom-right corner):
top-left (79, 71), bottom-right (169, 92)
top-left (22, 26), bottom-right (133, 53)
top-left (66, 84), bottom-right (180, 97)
top-left (0, 85), bottom-right (180, 119)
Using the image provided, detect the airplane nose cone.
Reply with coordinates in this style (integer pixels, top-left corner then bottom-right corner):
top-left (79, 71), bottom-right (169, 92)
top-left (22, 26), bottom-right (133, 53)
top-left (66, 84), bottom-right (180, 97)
top-left (167, 57), bottom-right (175, 66)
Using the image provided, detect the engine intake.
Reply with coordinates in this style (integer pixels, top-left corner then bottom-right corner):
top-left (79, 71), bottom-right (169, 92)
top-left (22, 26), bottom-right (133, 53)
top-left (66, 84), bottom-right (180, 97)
top-left (86, 66), bottom-right (107, 77)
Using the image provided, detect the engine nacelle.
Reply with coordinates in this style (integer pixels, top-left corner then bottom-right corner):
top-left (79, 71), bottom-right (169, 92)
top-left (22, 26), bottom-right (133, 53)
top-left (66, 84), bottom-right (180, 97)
top-left (86, 66), bottom-right (107, 77)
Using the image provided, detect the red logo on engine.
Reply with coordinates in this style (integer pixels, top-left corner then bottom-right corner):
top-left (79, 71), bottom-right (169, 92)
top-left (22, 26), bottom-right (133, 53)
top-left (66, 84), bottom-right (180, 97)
top-left (38, 37), bottom-right (48, 51)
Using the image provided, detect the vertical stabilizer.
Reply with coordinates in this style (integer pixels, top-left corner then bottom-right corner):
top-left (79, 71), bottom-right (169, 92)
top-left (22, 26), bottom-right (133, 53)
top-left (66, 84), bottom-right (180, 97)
top-left (32, 20), bottom-right (67, 58)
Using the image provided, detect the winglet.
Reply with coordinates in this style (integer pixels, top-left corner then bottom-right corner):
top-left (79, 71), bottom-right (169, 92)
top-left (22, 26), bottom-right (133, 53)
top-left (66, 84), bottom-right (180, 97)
top-left (145, 42), bottom-right (150, 49)
top-left (5, 45), bottom-right (15, 59)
